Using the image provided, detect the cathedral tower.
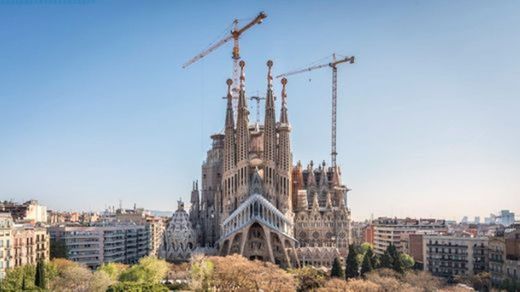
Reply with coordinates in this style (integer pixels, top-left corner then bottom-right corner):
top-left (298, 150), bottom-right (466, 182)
top-left (235, 60), bottom-right (250, 208)
top-left (277, 77), bottom-right (292, 213)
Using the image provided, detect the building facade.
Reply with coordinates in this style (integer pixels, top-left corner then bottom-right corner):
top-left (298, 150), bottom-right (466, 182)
top-left (1, 200), bottom-right (47, 223)
top-left (0, 213), bottom-right (49, 279)
top-left (188, 60), bottom-right (351, 268)
top-left (423, 235), bottom-right (488, 279)
top-left (50, 223), bottom-right (149, 269)
top-left (373, 217), bottom-right (447, 255)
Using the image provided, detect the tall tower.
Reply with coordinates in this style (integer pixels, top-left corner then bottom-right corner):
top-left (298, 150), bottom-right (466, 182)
top-left (222, 79), bottom-right (236, 219)
top-left (277, 77), bottom-right (292, 213)
top-left (234, 60), bottom-right (250, 208)
top-left (189, 180), bottom-right (200, 223)
top-left (263, 60), bottom-right (277, 204)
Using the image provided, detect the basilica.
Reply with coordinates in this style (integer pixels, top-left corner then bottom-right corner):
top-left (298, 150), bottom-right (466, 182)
top-left (178, 60), bottom-right (351, 268)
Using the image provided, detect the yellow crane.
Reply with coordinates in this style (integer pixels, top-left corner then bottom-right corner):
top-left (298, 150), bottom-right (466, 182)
top-left (183, 12), bottom-right (267, 105)
top-left (276, 54), bottom-right (355, 168)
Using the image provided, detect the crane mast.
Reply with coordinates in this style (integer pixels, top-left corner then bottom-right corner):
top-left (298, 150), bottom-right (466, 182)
top-left (276, 54), bottom-right (355, 168)
top-left (183, 12), bottom-right (267, 111)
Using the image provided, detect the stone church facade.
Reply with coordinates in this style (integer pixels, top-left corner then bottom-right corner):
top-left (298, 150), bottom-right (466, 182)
top-left (188, 60), bottom-right (351, 268)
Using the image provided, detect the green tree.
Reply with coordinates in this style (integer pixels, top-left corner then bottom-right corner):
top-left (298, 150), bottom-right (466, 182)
top-left (399, 253), bottom-right (415, 270)
top-left (365, 247), bottom-right (378, 269)
top-left (119, 256), bottom-right (170, 284)
top-left (35, 259), bottom-right (47, 289)
top-left (0, 264), bottom-right (36, 291)
top-left (380, 250), bottom-right (393, 269)
top-left (107, 282), bottom-right (169, 292)
top-left (345, 245), bottom-right (359, 279)
top-left (360, 251), bottom-right (373, 276)
top-left (98, 262), bottom-right (128, 281)
top-left (50, 238), bottom-right (68, 259)
top-left (386, 244), bottom-right (404, 273)
top-left (330, 257), bottom-right (344, 278)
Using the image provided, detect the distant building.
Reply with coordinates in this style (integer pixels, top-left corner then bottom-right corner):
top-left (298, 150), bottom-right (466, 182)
top-left (363, 224), bottom-right (375, 245)
top-left (423, 234), bottom-right (488, 279)
top-left (489, 235), bottom-right (506, 285)
top-left (0, 213), bottom-right (49, 279)
top-left (0, 200), bottom-right (47, 223)
top-left (49, 223), bottom-right (149, 269)
top-left (372, 217), bottom-right (447, 255)
top-left (499, 210), bottom-right (515, 227)
top-left (350, 222), bottom-right (367, 246)
top-left (487, 226), bottom-right (520, 285)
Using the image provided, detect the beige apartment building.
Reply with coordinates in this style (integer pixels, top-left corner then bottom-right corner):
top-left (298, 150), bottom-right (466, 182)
top-left (0, 213), bottom-right (49, 279)
top-left (423, 234), bottom-right (488, 279)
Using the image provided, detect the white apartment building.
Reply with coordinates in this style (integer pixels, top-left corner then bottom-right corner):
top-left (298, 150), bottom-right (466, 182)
top-left (50, 223), bottom-right (150, 269)
top-left (373, 218), bottom-right (447, 255)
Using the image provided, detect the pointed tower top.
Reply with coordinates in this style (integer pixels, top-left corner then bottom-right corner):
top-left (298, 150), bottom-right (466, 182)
top-left (239, 60), bottom-right (246, 91)
top-left (226, 78), bottom-right (233, 101)
top-left (280, 77), bottom-right (288, 123)
top-left (267, 60), bottom-right (273, 89)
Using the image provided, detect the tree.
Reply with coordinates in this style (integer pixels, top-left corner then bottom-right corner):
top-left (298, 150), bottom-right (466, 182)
top-left (0, 264), bottom-right (36, 291)
top-left (380, 250), bottom-right (393, 269)
top-left (98, 262), bottom-right (128, 281)
top-left (90, 270), bottom-right (116, 292)
top-left (211, 255), bottom-right (296, 291)
top-left (48, 262), bottom-right (93, 291)
top-left (365, 247), bottom-right (378, 269)
top-left (360, 251), bottom-right (373, 276)
top-left (107, 282), bottom-right (169, 292)
top-left (119, 256), bottom-right (170, 284)
top-left (330, 257), bottom-right (344, 278)
top-left (399, 253), bottom-right (415, 270)
top-left (345, 244), bottom-right (359, 279)
top-left (35, 259), bottom-right (47, 289)
top-left (290, 266), bottom-right (326, 292)
top-left (50, 238), bottom-right (68, 259)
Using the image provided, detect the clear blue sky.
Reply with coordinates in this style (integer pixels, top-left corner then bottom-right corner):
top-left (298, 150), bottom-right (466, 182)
top-left (1, 0), bottom-right (519, 220)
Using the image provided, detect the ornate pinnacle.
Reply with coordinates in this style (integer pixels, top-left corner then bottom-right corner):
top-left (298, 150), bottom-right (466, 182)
top-left (226, 79), bottom-right (233, 102)
top-left (239, 60), bottom-right (246, 91)
top-left (267, 60), bottom-right (273, 89)
top-left (281, 77), bottom-right (288, 107)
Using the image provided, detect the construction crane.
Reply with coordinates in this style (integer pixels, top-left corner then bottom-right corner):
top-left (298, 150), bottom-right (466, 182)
top-left (250, 95), bottom-right (266, 124)
top-left (276, 53), bottom-right (355, 168)
top-left (183, 12), bottom-right (267, 106)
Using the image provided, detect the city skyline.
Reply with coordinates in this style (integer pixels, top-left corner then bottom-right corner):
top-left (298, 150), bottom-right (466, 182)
top-left (1, 1), bottom-right (519, 221)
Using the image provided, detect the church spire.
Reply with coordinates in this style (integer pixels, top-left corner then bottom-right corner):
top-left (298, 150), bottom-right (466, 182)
top-left (263, 60), bottom-right (276, 163)
top-left (280, 77), bottom-right (289, 124)
top-left (223, 79), bottom-right (236, 173)
top-left (236, 60), bottom-right (250, 163)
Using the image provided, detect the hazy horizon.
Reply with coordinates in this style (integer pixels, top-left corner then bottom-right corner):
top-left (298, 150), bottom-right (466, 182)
top-left (1, 1), bottom-right (519, 221)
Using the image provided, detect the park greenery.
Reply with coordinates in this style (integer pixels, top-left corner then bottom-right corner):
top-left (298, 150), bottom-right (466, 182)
top-left (0, 243), bottom-right (508, 291)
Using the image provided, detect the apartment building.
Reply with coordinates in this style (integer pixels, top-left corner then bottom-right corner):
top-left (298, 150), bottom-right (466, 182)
top-left (373, 217), bottom-right (447, 255)
top-left (488, 227), bottom-right (520, 285)
top-left (0, 213), bottom-right (49, 279)
top-left (423, 235), bottom-right (488, 279)
top-left (0, 200), bottom-right (47, 223)
top-left (50, 223), bottom-right (149, 269)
